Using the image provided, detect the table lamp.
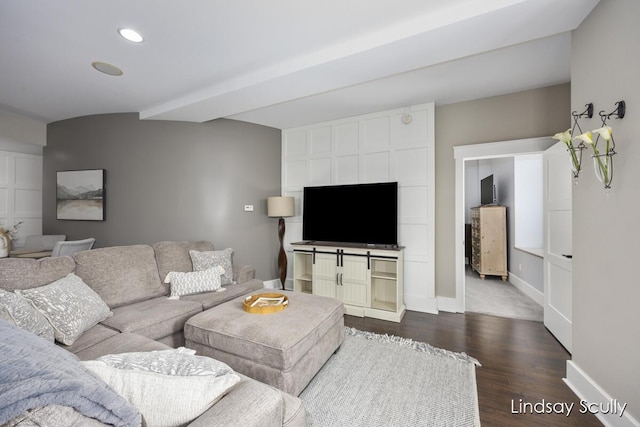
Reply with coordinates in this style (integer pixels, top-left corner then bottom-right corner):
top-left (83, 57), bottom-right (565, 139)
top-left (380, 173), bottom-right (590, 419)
top-left (267, 196), bottom-right (295, 290)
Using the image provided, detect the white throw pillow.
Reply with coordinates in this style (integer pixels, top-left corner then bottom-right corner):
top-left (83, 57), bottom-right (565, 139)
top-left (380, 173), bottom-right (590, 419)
top-left (164, 266), bottom-right (225, 297)
top-left (16, 273), bottom-right (112, 345)
top-left (189, 248), bottom-right (234, 285)
top-left (83, 350), bottom-right (241, 427)
top-left (0, 289), bottom-right (54, 341)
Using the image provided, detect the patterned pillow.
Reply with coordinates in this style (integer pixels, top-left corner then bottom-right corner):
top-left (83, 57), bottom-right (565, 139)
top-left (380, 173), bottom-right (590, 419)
top-left (164, 266), bottom-right (225, 297)
top-left (189, 248), bottom-right (233, 285)
top-left (83, 350), bottom-right (240, 427)
top-left (96, 348), bottom-right (234, 377)
top-left (16, 273), bottom-right (112, 345)
top-left (0, 289), bottom-right (54, 341)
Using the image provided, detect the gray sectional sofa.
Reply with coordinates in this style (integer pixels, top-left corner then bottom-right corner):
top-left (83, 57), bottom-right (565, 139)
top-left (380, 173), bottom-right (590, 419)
top-left (0, 241), bottom-right (306, 427)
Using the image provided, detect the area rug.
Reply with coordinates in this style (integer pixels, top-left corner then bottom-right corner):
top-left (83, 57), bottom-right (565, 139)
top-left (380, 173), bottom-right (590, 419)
top-left (300, 327), bottom-right (481, 427)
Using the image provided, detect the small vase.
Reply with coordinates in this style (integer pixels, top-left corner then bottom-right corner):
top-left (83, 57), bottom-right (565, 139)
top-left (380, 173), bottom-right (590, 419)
top-left (569, 146), bottom-right (583, 179)
top-left (592, 153), bottom-right (613, 189)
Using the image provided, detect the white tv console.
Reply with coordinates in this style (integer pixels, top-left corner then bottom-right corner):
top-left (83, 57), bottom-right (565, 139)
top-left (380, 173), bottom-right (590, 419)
top-left (292, 242), bottom-right (405, 322)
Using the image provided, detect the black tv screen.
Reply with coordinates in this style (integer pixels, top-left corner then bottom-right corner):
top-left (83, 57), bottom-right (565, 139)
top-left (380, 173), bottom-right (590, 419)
top-left (303, 182), bottom-right (398, 246)
top-left (481, 174), bottom-right (495, 205)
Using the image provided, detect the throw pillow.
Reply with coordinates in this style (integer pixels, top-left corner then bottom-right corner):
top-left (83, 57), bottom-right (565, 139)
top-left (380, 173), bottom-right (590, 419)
top-left (164, 266), bottom-right (226, 297)
top-left (189, 248), bottom-right (234, 285)
top-left (83, 351), bottom-right (241, 427)
top-left (0, 289), bottom-right (54, 341)
top-left (16, 273), bottom-right (112, 345)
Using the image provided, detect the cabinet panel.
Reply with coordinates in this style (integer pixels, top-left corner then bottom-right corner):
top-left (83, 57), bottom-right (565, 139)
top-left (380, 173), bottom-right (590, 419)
top-left (312, 253), bottom-right (338, 298)
top-left (339, 255), bottom-right (368, 307)
top-left (293, 244), bottom-right (405, 322)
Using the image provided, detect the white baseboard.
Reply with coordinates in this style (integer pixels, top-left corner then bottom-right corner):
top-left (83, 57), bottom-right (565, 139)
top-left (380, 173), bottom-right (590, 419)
top-left (437, 296), bottom-right (462, 313)
top-left (508, 272), bottom-right (543, 306)
top-left (405, 295), bottom-right (438, 314)
top-left (263, 278), bottom-right (288, 290)
top-left (564, 361), bottom-right (639, 427)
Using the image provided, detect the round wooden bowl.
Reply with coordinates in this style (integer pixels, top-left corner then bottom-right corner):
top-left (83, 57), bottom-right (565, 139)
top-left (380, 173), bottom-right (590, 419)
top-left (243, 293), bottom-right (289, 314)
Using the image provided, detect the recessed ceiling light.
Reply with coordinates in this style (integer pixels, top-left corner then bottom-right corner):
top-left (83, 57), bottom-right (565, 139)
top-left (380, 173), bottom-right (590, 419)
top-left (118, 28), bottom-right (143, 43)
top-left (92, 61), bottom-right (123, 76)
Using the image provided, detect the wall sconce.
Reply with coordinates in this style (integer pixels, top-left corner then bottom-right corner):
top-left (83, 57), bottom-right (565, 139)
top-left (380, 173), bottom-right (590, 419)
top-left (267, 196), bottom-right (295, 290)
top-left (553, 103), bottom-right (593, 181)
top-left (576, 101), bottom-right (625, 190)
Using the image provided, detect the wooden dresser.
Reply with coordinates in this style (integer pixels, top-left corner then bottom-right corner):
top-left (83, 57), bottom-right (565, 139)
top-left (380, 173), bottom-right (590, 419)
top-left (471, 205), bottom-right (507, 281)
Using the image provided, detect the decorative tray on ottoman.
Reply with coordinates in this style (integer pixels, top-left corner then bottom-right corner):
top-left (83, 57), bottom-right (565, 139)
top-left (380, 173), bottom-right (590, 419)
top-left (243, 293), bottom-right (289, 314)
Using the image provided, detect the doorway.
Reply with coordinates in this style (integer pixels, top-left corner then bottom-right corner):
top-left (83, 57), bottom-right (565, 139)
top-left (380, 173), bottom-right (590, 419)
top-left (453, 137), bottom-right (554, 314)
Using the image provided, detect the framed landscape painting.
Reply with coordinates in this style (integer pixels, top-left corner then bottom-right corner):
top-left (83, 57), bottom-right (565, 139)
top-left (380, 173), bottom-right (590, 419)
top-left (56, 169), bottom-right (105, 221)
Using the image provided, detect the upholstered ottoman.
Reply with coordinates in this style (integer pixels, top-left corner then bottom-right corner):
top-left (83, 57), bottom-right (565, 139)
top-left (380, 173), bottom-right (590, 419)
top-left (184, 291), bottom-right (344, 396)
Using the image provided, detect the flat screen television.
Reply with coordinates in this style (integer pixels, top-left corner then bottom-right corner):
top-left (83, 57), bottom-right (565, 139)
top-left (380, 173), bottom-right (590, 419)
top-left (302, 182), bottom-right (398, 246)
top-left (480, 174), bottom-right (496, 205)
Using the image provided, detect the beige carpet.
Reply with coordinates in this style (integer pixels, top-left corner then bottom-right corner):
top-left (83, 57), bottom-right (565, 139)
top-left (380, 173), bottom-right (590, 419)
top-left (465, 267), bottom-right (543, 322)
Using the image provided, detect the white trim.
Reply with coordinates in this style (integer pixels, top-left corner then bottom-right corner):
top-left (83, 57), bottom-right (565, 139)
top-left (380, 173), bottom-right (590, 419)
top-left (515, 246), bottom-right (544, 258)
top-left (565, 361), bottom-right (639, 427)
top-left (405, 295), bottom-right (438, 314)
top-left (453, 137), bottom-right (554, 312)
top-left (507, 272), bottom-right (543, 306)
top-left (263, 279), bottom-right (281, 290)
top-left (437, 296), bottom-right (462, 313)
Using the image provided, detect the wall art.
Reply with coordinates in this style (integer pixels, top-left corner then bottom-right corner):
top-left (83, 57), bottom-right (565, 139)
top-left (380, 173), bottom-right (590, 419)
top-left (56, 169), bottom-right (105, 221)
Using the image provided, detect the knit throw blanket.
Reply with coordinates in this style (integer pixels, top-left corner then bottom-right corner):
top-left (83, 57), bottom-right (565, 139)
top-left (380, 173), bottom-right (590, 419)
top-left (0, 319), bottom-right (140, 426)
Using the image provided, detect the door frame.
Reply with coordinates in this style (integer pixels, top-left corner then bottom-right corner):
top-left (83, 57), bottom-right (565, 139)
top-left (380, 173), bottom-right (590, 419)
top-left (452, 137), bottom-right (554, 312)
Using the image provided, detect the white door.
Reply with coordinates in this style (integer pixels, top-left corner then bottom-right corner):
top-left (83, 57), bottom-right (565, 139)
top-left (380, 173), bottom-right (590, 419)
top-left (543, 142), bottom-right (573, 352)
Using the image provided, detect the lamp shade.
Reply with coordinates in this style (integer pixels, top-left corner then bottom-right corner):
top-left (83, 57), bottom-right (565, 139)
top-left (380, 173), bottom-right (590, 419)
top-left (267, 196), bottom-right (295, 218)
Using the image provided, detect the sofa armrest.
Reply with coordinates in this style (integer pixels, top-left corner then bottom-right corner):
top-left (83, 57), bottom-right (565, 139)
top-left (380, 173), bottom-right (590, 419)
top-left (188, 375), bottom-right (283, 427)
top-left (233, 265), bottom-right (255, 284)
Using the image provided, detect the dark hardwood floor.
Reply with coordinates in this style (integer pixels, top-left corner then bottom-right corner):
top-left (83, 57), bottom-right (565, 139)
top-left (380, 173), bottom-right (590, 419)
top-left (344, 310), bottom-right (602, 426)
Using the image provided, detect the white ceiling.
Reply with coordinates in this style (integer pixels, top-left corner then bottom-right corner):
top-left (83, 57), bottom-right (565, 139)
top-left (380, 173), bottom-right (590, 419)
top-left (0, 0), bottom-right (598, 129)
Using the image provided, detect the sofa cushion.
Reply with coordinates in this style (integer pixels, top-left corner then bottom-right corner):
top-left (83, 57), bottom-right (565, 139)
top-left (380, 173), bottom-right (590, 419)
top-left (0, 257), bottom-right (75, 292)
top-left (73, 245), bottom-right (166, 308)
top-left (16, 273), bottom-right (112, 346)
top-left (83, 350), bottom-right (241, 427)
top-left (153, 241), bottom-right (214, 285)
top-left (58, 324), bottom-right (120, 355)
top-left (187, 373), bottom-right (306, 427)
top-left (180, 279), bottom-right (264, 310)
top-left (0, 289), bottom-right (54, 341)
top-left (101, 296), bottom-right (202, 340)
top-left (74, 332), bottom-right (171, 361)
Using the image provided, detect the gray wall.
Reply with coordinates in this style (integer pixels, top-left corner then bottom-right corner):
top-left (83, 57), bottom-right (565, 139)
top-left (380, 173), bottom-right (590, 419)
top-left (435, 83), bottom-right (571, 297)
top-left (572, 0), bottom-right (639, 418)
top-left (44, 114), bottom-right (282, 280)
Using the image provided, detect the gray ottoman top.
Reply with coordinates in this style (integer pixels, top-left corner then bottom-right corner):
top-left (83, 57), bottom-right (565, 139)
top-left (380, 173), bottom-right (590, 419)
top-left (185, 291), bottom-right (343, 371)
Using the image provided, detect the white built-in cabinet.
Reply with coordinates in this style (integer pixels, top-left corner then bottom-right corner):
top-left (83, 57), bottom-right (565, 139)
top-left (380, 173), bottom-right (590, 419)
top-left (281, 103), bottom-right (435, 314)
top-left (293, 243), bottom-right (405, 322)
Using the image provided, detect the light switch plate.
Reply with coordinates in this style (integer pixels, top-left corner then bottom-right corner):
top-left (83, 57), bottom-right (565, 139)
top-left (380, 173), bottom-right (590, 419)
top-left (244, 205), bottom-right (254, 212)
